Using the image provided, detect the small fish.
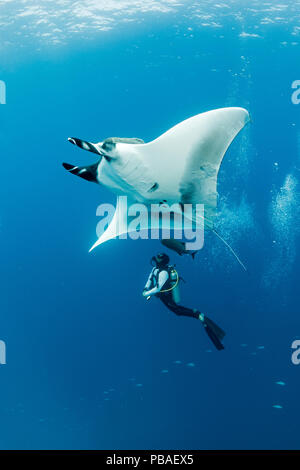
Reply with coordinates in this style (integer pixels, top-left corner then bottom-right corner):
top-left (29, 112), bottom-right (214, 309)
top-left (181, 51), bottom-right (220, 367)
top-left (272, 405), bottom-right (283, 409)
top-left (257, 346), bottom-right (265, 350)
top-left (161, 239), bottom-right (197, 259)
top-left (161, 369), bottom-right (169, 374)
top-left (187, 362), bottom-right (195, 367)
top-left (205, 349), bottom-right (212, 353)
top-left (275, 381), bottom-right (286, 386)
top-left (240, 344), bottom-right (248, 347)
top-left (173, 360), bottom-right (182, 364)
top-left (136, 383), bottom-right (143, 387)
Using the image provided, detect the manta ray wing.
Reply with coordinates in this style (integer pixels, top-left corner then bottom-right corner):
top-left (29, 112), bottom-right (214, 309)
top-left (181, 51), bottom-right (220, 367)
top-left (178, 107), bottom-right (250, 229)
top-left (89, 198), bottom-right (187, 252)
top-left (136, 107), bottom-right (250, 219)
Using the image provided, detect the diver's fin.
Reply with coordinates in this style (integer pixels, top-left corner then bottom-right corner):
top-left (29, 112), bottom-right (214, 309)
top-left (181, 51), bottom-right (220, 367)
top-left (204, 316), bottom-right (225, 340)
top-left (204, 325), bottom-right (225, 351)
top-left (62, 162), bottom-right (99, 183)
top-left (212, 229), bottom-right (247, 272)
top-left (202, 315), bottom-right (225, 351)
top-left (68, 137), bottom-right (100, 155)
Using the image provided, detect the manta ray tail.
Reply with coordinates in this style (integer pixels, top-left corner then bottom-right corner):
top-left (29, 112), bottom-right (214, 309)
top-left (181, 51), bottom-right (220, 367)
top-left (212, 229), bottom-right (247, 272)
top-left (62, 162), bottom-right (98, 183)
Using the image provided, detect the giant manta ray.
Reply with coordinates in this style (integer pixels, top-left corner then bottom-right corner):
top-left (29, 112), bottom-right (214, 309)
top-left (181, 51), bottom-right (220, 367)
top-left (63, 107), bottom-right (250, 266)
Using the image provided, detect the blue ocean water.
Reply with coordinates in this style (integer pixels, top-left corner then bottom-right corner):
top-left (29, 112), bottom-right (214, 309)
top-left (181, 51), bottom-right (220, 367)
top-left (0, 1), bottom-right (300, 450)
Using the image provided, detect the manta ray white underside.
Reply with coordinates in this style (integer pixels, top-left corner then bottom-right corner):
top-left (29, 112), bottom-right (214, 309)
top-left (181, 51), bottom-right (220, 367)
top-left (63, 107), bottom-right (250, 255)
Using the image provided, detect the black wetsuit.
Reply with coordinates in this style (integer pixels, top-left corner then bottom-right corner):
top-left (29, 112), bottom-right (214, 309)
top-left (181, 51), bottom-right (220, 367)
top-left (157, 291), bottom-right (199, 319)
top-left (157, 286), bottom-right (224, 350)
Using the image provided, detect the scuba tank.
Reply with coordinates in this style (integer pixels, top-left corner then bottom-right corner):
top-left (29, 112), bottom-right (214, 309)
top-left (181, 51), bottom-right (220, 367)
top-left (170, 267), bottom-right (180, 304)
top-left (160, 265), bottom-right (181, 304)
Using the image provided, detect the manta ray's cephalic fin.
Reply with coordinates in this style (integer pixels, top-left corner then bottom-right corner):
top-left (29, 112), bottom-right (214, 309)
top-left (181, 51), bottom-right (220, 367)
top-left (62, 162), bottom-right (99, 183)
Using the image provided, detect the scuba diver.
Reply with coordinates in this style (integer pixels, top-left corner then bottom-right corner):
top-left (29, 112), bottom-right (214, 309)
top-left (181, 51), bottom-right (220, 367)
top-left (142, 253), bottom-right (225, 351)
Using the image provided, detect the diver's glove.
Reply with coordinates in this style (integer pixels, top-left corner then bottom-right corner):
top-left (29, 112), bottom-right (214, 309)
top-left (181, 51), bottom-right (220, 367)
top-left (142, 290), bottom-right (151, 300)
